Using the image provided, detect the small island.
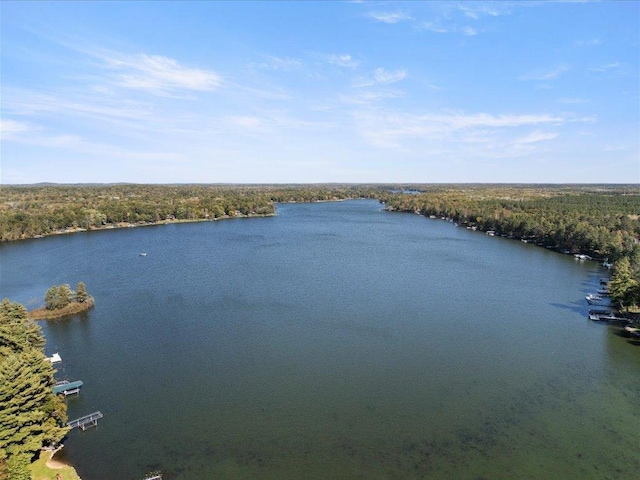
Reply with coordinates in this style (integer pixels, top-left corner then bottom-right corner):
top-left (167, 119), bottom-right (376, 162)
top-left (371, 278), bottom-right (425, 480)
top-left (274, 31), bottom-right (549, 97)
top-left (29, 282), bottom-right (94, 320)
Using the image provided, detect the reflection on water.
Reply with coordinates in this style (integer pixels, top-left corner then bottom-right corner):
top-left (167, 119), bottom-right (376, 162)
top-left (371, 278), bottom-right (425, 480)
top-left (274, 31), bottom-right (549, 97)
top-left (1, 200), bottom-right (638, 479)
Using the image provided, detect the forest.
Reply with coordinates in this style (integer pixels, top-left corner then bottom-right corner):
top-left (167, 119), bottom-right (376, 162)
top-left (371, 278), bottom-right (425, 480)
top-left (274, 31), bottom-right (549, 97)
top-left (379, 184), bottom-right (640, 309)
top-left (0, 184), bottom-right (382, 242)
top-left (0, 299), bottom-right (69, 480)
top-left (1, 183), bottom-right (639, 308)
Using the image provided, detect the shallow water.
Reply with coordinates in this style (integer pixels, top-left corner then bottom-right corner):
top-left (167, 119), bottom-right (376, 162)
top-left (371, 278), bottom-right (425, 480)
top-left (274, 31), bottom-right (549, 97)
top-left (1, 200), bottom-right (638, 479)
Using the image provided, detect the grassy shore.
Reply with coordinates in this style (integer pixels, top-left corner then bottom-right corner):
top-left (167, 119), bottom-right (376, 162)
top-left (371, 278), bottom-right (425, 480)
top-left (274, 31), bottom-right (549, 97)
top-left (28, 298), bottom-right (94, 320)
top-left (30, 451), bottom-right (82, 480)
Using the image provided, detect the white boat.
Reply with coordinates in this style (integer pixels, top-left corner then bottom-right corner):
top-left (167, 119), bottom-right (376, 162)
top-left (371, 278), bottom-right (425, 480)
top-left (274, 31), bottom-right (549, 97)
top-left (585, 294), bottom-right (609, 305)
top-left (139, 252), bottom-right (147, 257)
top-left (623, 326), bottom-right (640, 337)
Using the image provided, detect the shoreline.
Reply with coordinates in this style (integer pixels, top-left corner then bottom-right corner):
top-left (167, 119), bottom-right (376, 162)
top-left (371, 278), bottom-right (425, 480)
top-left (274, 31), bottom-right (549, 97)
top-left (29, 298), bottom-right (95, 321)
top-left (11, 212), bottom-right (277, 243)
top-left (30, 449), bottom-right (82, 480)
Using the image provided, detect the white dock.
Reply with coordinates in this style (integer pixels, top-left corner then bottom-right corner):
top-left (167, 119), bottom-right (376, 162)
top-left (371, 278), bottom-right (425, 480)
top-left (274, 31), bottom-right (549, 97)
top-left (47, 352), bottom-right (62, 363)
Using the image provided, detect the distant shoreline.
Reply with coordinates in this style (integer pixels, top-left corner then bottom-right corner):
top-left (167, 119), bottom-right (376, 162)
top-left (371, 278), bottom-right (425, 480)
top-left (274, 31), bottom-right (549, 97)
top-left (7, 199), bottom-right (361, 243)
top-left (18, 212), bottom-right (277, 243)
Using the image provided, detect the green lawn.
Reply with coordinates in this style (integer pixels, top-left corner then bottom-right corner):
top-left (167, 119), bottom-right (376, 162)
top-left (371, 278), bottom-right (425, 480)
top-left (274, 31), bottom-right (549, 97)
top-left (30, 451), bottom-right (82, 480)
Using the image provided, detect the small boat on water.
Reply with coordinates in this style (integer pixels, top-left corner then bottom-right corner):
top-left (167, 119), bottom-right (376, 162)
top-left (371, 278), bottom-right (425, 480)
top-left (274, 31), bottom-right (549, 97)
top-left (139, 252), bottom-right (147, 257)
top-left (586, 294), bottom-right (611, 306)
top-left (623, 326), bottom-right (640, 337)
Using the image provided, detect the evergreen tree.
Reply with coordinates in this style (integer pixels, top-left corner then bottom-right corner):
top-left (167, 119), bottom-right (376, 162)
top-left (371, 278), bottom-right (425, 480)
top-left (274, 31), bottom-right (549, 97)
top-left (44, 286), bottom-right (58, 310)
top-left (608, 257), bottom-right (637, 307)
top-left (44, 284), bottom-right (74, 310)
top-left (0, 299), bottom-right (69, 471)
top-left (0, 448), bottom-right (7, 480)
top-left (6, 452), bottom-right (29, 480)
top-left (0, 298), bottom-right (44, 354)
top-left (58, 284), bottom-right (73, 307)
top-left (76, 281), bottom-right (88, 303)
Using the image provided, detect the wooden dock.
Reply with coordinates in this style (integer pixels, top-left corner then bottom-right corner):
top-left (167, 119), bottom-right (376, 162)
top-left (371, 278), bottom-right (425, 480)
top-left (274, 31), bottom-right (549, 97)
top-left (67, 412), bottom-right (103, 431)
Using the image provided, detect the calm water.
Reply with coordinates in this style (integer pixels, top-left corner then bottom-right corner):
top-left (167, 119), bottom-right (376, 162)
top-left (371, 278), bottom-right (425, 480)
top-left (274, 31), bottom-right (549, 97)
top-left (1, 200), bottom-right (638, 479)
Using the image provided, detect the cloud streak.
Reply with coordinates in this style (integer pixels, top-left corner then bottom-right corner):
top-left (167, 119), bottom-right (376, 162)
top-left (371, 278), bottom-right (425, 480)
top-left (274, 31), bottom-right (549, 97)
top-left (367, 11), bottom-right (413, 24)
top-left (0, 119), bottom-right (32, 140)
top-left (103, 53), bottom-right (222, 95)
top-left (328, 54), bottom-right (359, 68)
top-left (353, 109), bottom-right (594, 148)
top-left (257, 55), bottom-right (302, 71)
top-left (520, 66), bottom-right (570, 81)
top-left (355, 68), bottom-right (408, 88)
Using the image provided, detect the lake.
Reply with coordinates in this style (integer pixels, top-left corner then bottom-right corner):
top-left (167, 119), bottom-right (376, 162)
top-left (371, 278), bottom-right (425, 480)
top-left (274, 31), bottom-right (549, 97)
top-left (1, 200), bottom-right (638, 479)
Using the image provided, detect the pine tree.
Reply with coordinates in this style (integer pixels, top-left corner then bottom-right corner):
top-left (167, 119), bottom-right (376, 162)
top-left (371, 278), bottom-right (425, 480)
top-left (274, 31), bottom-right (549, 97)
top-left (0, 299), bottom-right (44, 354)
top-left (608, 257), bottom-right (638, 308)
top-left (44, 286), bottom-right (58, 310)
top-left (0, 448), bottom-right (8, 480)
top-left (6, 453), bottom-right (29, 480)
top-left (58, 285), bottom-right (73, 308)
top-left (76, 282), bottom-right (88, 303)
top-left (44, 284), bottom-right (74, 310)
top-left (0, 299), bottom-right (69, 469)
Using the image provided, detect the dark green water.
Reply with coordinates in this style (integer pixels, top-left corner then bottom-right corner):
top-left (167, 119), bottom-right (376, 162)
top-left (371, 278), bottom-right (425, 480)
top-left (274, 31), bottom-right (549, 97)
top-left (1, 200), bottom-right (638, 479)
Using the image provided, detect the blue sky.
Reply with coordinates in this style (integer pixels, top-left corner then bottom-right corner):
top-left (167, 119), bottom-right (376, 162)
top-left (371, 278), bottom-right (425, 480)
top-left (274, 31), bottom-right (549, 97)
top-left (1, 1), bottom-right (638, 184)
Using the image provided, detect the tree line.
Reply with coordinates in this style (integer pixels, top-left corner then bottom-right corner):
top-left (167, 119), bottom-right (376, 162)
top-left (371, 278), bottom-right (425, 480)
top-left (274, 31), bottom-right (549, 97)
top-left (2, 183), bottom-right (638, 307)
top-left (0, 299), bottom-right (68, 480)
top-left (379, 185), bottom-right (640, 309)
top-left (0, 184), bottom-right (383, 241)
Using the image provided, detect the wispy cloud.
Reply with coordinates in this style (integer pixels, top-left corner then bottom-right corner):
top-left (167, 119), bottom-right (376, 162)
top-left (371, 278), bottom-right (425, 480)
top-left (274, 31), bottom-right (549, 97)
top-left (366, 11), bottom-right (413, 24)
top-left (460, 26), bottom-right (478, 36)
top-left (457, 4), bottom-right (504, 19)
top-left (339, 89), bottom-right (405, 105)
top-left (589, 62), bottom-right (625, 73)
top-left (574, 38), bottom-right (602, 47)
top-left (327, 54), bottom-right (359, 69)
top-left (103, 53), bottom-right (221, 95)
top-left (3, 123), bottom-right (183, 162)
top-left (3, 87), bottom-right (155, 123)
top-left (602, 144), bottom-right (628, 152)
top-left (421, 22), bottom-right (448, 34)
top-left (227, 111), bottom-right (336, 134)
top-left (353, 109), bottom-right (593, 149)
top-left (0, 118), bottom-right (32, 140)
top-left (512, 131), bottom-right (558, 144)
top-left (558, 97), bottom-right (589, 104)
top-left (355, 68), bottom-right (407, 88)
top-left (519, 65), bottom-right (570, 81)
top-left (257, 55), bottom-right (303, 71)
top-left (373, 68), bottom-right (407, 85)
top-left (421, 22), bottom-right (480, 36)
